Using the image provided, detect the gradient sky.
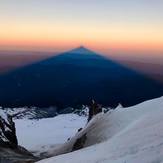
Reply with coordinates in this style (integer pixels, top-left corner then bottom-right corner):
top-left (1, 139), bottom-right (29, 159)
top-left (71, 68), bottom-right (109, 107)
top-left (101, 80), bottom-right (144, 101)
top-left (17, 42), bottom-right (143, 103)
top-left (0, 0), bottom-right (163, 56)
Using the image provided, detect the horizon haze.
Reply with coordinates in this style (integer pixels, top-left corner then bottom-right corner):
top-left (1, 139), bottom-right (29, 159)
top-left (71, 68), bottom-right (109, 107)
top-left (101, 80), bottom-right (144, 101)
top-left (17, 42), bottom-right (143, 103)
top-left (0, 0), bottom-right (163, 57)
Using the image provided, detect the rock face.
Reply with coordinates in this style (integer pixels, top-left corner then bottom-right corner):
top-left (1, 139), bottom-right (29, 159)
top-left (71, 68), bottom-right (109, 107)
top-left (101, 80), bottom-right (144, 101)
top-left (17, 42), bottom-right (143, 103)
top-left (88, 100), bottom-right (102, 122)
top-left (0, 112), bottom-right (37, 163)
top-left (0, 114), bottom-right (18, 148)
top-left (72, 133), bottom-right (87, 151)
top-left (0, 146), bottom-right (37, 163)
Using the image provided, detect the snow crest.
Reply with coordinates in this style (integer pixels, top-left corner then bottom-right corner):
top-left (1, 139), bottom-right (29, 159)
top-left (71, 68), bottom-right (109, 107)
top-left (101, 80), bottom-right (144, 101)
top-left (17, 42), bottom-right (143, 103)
top-left (37, 96), bottom-right (163, 163)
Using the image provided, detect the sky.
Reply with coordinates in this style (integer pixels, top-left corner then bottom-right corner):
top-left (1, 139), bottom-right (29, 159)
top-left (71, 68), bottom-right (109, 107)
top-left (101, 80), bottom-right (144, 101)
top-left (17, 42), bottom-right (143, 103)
top-left (0, 0), bottom-right (163, 56)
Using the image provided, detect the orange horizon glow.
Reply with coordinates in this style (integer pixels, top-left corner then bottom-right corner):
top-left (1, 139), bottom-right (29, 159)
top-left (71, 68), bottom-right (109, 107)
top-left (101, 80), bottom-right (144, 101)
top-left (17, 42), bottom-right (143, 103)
top-left (0, 0), bottom-right (163, 56)
top-left (0, 38), bottom-right (163, 56)
top-left (0, 22), bottom-right (163, 55)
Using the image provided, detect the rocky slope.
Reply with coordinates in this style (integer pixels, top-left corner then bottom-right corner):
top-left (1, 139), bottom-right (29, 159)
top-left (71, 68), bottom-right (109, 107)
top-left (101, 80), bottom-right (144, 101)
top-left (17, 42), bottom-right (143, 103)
top-left (0, 109), bottom-right (37, 163)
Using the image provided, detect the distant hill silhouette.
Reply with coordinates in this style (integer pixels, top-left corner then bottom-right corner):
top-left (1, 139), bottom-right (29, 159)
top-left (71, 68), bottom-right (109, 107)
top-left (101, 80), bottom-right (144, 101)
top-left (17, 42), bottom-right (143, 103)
top-left (0, 46), bottom-right (163, 108)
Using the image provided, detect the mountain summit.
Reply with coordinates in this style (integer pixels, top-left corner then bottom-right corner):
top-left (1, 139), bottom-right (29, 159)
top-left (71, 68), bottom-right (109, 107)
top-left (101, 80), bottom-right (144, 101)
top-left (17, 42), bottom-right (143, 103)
top-left (0, 47), bottom-right (162, 108)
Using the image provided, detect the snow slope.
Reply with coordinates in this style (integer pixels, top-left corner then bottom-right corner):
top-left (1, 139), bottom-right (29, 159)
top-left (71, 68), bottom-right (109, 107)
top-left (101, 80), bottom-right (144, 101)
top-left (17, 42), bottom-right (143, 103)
top-left (38, 96), bottom-right (163, 163)
top-left (15, 114), bottom-right (87, 155)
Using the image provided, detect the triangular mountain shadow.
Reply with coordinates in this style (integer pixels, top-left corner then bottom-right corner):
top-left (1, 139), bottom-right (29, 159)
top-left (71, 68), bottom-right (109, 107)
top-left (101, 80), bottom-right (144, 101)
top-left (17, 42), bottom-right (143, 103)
top-left (0, 47), bottom-right (163, 109)
top-left (67, 46), bottom-right (96, 54)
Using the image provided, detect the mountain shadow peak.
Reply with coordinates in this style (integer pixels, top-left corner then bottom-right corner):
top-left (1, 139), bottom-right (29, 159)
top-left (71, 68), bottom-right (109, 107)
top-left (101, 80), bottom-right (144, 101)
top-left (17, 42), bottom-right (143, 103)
top-left (69, 46), bottom-right (95, 55)
top-left (0, 45), bottom-right (162, 108)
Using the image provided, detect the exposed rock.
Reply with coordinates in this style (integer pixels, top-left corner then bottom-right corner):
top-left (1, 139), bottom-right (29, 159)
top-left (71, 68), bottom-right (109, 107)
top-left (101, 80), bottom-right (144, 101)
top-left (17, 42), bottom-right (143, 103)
top-left (0, 146), bottom-right (37, 163)
top-left (88, 100), bottom-right (102, 122)
top-left (72, 133), bottom-right (87, 151)
top-left (0, 111), bottom-right (38, 163)
top-left (0, 114), bottom-right (18, 148)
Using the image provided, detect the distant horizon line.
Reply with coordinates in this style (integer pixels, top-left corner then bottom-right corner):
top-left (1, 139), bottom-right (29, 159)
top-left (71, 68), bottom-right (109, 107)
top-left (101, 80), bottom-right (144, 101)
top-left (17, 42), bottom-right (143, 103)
top-left (0, 46), bottom-right (163, 59)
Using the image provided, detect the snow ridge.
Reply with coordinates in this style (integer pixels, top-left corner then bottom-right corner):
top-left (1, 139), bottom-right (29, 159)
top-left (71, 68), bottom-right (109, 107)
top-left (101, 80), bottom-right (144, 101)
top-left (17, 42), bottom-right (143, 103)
top-left (37, 96), bottom-right (163, 163)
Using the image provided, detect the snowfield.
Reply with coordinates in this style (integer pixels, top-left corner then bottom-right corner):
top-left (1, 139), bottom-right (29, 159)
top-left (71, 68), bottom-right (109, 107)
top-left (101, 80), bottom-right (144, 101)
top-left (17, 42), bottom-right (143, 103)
top-left (37, 96), bottom-right (163, 163)
top-left (15, 114), bottom-right (87, 156)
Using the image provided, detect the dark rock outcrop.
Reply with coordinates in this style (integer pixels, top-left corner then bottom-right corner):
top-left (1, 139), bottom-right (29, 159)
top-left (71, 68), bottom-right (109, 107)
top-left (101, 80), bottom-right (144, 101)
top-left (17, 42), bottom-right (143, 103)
top-left (0, 113), bottom-right (37, 163)
top-left (88, 100), bottom-right (102, 122)
top-left (72, 133), bottom-right (87, 151)
top-left (0, 146), bottom-right (37, 163)
top-left (0, 114), bottom-right (18, 148)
